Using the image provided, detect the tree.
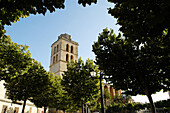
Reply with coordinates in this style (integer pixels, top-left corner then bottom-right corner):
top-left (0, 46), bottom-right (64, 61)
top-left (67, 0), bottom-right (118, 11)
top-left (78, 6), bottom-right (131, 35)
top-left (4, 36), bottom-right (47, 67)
top-left (92, 28), bottom-right (170, 113)
top-left (107, 0), bottom-right (170, 94)
top-left (125, 103), bottom-right (134, 113)
top-left (112, 95), bottom-right (124, 104)
top-left (155, 99), bottom-right (170, 108)
top-left (56, 92), bottom-right (75, 113)
top-left (4, 60), bottom-right (50, 113)
top-left (0, 35), bottom-right (32, 82)
top-left (106, 103), bottom-right (124, 113)
top-left (108, 0), bottom-right (170, 43)
top-left (133, 103), bottom-right (145, 111)
top-left (61, 58), bottom-right (100, 112)
top-left (32, 72), bottom-right (63, 113)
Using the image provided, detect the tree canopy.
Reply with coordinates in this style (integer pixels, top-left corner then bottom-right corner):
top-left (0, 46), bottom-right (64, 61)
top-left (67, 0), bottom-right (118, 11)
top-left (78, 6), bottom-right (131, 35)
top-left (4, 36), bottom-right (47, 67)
top-left (0, 35), bottom-right (32, 82)
top-left (92, 28), bottom-right (170, 113)
top-left (108, 0), bottom-right (170, 43)
top-left (62, 58), bottom-right (100, 111)
top-left (4, 60), bottom-right (50, 113)
top-left (106, 1), bottom-right (170, 112)
top-left (32, 72), bottom-right (63, 113)
top-left (155, 99), bottom-right (170, 108)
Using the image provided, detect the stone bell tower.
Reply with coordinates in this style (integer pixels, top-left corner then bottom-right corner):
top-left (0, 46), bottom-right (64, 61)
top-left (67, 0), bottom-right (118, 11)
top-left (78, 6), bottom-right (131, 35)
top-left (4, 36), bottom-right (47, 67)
top-left (50, 33), bottom-right (79, 78)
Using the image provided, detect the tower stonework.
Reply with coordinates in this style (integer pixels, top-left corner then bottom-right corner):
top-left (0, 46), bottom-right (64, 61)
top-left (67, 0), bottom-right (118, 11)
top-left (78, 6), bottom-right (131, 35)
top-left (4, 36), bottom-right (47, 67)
top-left (50, 33), bottom-right (79, 78)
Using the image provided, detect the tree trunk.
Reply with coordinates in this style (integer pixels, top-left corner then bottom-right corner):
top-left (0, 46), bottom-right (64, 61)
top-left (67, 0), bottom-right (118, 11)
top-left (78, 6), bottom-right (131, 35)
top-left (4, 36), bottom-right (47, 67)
top-left (85, 103), bottom-right (88, 113)
top-left (145, 91), bottom-right (156, 113)
top-left (105, 99), bottom-right (107, 107)
top-left (22, 99), bottom-right (27, 113)
top-left (82, 103), bottom-right (84, 113)
top-left (44, 107), bottom-right (47, 113)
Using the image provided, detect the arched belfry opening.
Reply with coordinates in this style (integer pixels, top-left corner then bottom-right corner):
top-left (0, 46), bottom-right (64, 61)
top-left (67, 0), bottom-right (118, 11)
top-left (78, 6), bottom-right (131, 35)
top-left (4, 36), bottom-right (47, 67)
top-left (56, 54), bottom-right (58, 62)
top-left (57, 45), bottom-right (59, 52)
top-left (53, 56), bottom-right (55, 64)
top-left (66, 44), bottom-right (69, 52)
top-left (71, 46), bottom-right (73, 53)
top-left (54, 47), bottom-right (56, 54)
top-left (66, 54), bottom-right (69, 61)
top-left (71, 55), bottom-right (73, 60)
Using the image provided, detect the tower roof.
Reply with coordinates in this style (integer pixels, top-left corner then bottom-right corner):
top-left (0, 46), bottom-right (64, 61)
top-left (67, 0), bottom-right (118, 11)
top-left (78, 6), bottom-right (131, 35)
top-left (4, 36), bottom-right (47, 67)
top-left (58, 33), bottom-right (72, 40)
top-left (51, 33), bottom-right (79, 47)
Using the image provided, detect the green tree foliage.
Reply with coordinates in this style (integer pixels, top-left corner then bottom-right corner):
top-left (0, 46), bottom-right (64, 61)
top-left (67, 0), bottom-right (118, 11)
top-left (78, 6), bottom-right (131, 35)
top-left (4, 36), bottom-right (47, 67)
top-left (125, 103), bottom-right (134, 113)
top-left (0, 0), bottom-right (64, 26)
top-left (133, 103), bottom-right (145, 111)
top-left (155, 99), bottom-right (170, 108)
top-left (32, 73), bottom-right (63, 113)
top-left (106, 1), bottom-right (170, 112)
top-left (56, 92), bottom-right (78, 112)
top-left (112, 94), bottom-right (124, 104)
top-left (4, 60), bottom-right (50, 113)
top-left (0, 0), bottom-right (97, 27)
top-left (108, 0), bottom-right (170, 43)
top-left (106, 102), bottom-right (148, 113)
top-left (62, 58), bottom-right (100, 111)
top-left (92, 28), bottom-right (170, 113)
top-left (78, 0), bottom-right (97, 7)
top-left (0, 35), bottom-right (31, 81)
top-left (106, 103), bottom-right (124, 113)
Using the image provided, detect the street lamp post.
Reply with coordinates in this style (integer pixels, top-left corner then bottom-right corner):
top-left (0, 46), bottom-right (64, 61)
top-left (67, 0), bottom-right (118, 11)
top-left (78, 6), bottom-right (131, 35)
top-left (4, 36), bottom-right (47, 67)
top-left (100, 72), bottom-right (105, 113)
top-left (90, 71), bottom-right (105, 113)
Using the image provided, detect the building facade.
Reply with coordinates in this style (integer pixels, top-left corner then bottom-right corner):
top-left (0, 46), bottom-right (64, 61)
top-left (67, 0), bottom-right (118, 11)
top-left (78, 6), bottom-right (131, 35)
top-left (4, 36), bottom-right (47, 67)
top-left (104, 83), bottom-right (121, 106)
top-left (50, 33), bottom-right (79, 78)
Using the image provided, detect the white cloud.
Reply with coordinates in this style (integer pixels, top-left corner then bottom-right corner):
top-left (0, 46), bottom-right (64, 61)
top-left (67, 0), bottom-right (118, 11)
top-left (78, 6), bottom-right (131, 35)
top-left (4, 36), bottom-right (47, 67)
top-left (132, 90), bottom-right (169, 103)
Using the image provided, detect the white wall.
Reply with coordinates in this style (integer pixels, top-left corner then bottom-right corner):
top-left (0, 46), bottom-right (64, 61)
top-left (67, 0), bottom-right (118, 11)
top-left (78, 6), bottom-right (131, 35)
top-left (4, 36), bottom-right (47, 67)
top-left (0, 81), bottom-right (43, 113)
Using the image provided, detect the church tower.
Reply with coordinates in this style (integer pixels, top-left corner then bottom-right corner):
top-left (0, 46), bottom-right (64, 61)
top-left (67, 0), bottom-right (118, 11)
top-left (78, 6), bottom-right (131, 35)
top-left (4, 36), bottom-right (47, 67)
top-left (50, 33), bottom-right (79, 78)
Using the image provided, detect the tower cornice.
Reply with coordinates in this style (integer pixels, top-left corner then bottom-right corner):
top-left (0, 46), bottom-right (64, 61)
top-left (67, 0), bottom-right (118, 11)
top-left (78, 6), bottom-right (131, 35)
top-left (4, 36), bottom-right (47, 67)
top-left (51, 34), bottom-right (79, 47)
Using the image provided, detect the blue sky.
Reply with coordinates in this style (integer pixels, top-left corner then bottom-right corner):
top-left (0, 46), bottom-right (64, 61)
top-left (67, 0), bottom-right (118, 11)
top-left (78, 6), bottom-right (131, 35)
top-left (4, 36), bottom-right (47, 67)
top-left (5, 0), bottom-right (169, 103)
top-left (5, 0), bottom-right (119, 71)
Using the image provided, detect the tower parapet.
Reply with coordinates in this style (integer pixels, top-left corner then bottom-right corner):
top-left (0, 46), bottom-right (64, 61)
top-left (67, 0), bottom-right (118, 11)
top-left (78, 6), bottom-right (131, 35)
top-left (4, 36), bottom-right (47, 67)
top-left (58, 33), bottom-right (72, 40)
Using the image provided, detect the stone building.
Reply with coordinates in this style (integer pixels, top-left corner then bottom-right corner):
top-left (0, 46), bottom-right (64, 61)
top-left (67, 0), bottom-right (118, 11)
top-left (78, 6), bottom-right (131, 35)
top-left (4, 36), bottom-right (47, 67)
top-left (103, 83), bottom-right (121, 106)
top-left (50, 33), bottom-right (79, 78)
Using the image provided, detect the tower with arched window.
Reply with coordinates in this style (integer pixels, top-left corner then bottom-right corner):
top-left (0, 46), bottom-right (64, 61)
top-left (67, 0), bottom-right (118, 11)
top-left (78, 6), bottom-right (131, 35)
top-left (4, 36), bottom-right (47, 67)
top-left (50, 33), bottom-right (79, 78)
